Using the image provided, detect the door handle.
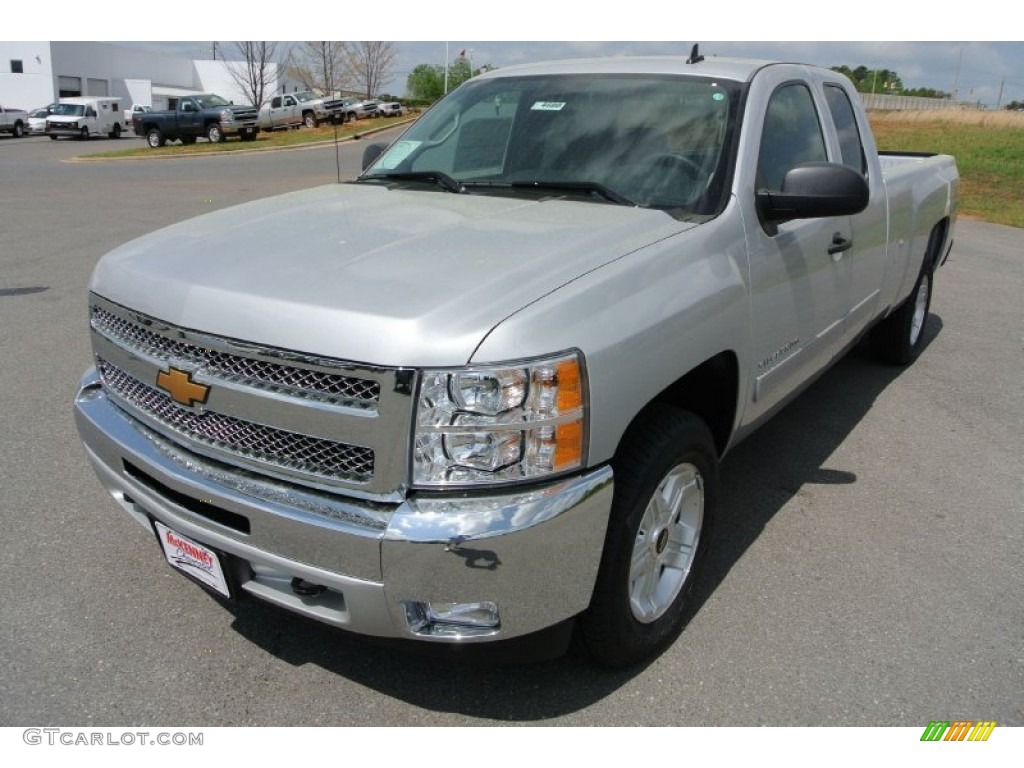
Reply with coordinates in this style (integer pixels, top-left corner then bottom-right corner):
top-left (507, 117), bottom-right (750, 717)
top-left (828, 233), bottom-right (852, 259)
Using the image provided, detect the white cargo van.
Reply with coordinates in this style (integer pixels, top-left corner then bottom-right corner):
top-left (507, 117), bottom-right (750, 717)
top-left (46, 97), bottom-right (127, 140)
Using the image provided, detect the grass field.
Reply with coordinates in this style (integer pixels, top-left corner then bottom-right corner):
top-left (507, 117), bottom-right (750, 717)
top-left (868, 110), bottom-right (1024, 228)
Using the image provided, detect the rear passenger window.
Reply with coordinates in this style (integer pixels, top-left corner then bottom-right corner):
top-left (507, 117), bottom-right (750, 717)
top-left (758, 83), bottom-right (827, 192)
top-left (824, 85), bottom-right (866, 175)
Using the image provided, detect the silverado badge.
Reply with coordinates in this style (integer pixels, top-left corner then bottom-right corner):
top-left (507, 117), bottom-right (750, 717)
top-left (156, 367), bottom-right (210, 407)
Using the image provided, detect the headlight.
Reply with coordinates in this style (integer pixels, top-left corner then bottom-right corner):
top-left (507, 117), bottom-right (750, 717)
top-left (413, 351), bottom-right (587, 487)
top-left (220, 109), bottom-right (235, 121)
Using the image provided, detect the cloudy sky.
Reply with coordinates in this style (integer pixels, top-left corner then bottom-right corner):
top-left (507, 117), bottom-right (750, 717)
top-left (18, 2), bottom-right (1024, 107)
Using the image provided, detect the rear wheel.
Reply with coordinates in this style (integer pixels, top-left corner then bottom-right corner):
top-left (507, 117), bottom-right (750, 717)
top-left (870, 225), bottom-right (943, 366)
top-left (108, 124), bottom-right (122, 139)
top-left (13, 122), bottom-right (24, 138)
top-left (577, 405), bottom-right (718, 667)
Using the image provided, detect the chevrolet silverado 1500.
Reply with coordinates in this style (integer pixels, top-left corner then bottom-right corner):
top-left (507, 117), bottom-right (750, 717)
top-left (134, 94), bottom-right (259, 147)
top-left (75, 56), bottom-right (958, 666)
top-left (0, 104), bottom-right (29, 137)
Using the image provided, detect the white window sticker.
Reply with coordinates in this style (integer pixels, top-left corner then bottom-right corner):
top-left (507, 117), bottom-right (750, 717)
top-left (375, 140), bottom-right (421, 169)
top-left (531, 101), bottom-right (566, 111)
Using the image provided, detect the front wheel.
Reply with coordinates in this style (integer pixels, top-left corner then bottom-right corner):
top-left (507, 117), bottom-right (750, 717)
top-left (206, 123), bottom-right (224, 143)
top-left (79, 127), bottom-right (89, 141)
top-left (146, 128), bottom-right (165, 148)
top-left (577, 405), bottom-right (718, 667)
top-left (303, 112), bottom-right (317, 129)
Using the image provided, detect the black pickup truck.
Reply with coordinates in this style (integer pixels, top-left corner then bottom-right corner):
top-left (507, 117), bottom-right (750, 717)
top-left (133, 94), bottom-right (260, 147)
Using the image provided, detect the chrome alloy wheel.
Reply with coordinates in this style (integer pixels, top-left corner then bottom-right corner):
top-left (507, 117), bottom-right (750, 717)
top-left (629, 462), bottom-right (704, 623)
top-left (910, 274), bottom-right (930, 347)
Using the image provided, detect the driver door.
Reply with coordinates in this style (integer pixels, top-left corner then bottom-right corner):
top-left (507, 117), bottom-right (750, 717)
top-left (746, 81), bottom-right (852, 421)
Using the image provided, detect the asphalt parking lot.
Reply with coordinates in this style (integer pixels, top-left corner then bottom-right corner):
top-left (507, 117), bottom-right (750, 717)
top-left (0, 131), bottom-right (1021, 726)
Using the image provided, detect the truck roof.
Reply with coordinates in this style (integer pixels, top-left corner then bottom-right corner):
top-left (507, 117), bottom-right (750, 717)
top-left (475, 56), bottom-right (800, 84)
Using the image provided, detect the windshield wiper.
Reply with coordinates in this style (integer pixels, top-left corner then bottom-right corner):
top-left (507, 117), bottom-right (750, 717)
top-left (360, 171), bottom-right (464, 194)
top-left (504, 180), bottom-right (636, 207)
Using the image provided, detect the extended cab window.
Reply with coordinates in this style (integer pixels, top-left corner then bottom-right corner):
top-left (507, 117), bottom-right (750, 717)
top-left (824, 84), bottom-right (866, 175)
top-left (758, 83), bottom-right (827, 192)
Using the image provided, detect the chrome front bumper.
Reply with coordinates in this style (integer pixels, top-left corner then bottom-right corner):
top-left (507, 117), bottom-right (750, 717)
top-left (219, 121), bottom-right (259, 136)
top-left (74, 367), bottom-right (613, 642)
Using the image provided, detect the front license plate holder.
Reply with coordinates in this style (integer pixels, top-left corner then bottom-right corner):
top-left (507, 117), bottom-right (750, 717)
top-left (153, 520), bottom-right (232, 599)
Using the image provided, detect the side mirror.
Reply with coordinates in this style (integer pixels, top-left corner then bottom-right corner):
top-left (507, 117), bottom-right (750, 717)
top-left (757, 162), bottom-right (869, 223)
top-left (362, 142), bottom-right (387, 171)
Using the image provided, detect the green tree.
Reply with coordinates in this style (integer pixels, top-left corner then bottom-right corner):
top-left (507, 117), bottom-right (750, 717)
top-left (405, 59), bottom-right (485, 104)
top-left (406, 63), bottom-right (444, 102)
top-left (832, 65), bottom-right (939, 96)
top-left (1004, 100), bottom-right (1024, 111)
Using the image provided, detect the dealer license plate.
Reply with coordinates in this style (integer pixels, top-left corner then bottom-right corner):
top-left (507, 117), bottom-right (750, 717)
top-left (154, 521), bottom-right (231, 598)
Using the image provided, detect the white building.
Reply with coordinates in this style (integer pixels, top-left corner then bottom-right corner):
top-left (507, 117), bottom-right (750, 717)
top-left (0, 42), bottom-right (276, 111)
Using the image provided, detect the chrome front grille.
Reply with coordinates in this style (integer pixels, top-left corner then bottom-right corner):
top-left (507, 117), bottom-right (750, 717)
top-left (91, 305), bottom-right (380, 409)
top-left (97, 358), bottom-right (375, 484)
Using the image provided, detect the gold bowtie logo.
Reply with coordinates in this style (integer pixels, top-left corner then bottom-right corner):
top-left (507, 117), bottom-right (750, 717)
top-left (156, 367), bottom-right (210, 407)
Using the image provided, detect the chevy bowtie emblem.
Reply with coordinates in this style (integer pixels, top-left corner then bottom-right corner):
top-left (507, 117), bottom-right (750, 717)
top-left (156, 367), bottom-right (210, 407)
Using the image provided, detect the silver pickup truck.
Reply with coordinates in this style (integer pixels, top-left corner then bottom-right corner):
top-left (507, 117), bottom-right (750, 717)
top-left (74, 56), bottom-right (958, 666)
top-left (258, 90), bottom-right (347, 130)
top-left (0, 103), bottom-right (29, 137)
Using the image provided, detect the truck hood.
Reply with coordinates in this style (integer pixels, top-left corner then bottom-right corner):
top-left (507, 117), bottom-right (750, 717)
top-left (91, 183), bottom-right (696, 367)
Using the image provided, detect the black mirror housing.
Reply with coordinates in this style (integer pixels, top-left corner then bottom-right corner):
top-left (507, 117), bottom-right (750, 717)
top-left (757, 162), bottom-right (869, 223)
top-left (362, 143), bottom-right (387, 171)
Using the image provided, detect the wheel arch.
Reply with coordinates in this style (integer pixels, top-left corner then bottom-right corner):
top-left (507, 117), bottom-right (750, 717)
top-left (925, 216), bottom-right (952, 273)
top-left (617, 351), bottom-right (740, 461)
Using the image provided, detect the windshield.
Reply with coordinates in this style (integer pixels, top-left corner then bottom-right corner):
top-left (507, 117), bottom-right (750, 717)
top-left (51, 104), bottom-right (85, 117)
top-left (294, 91), bottom-right (317, 102)
top-left (363, 73), bottom-right (741, 213)
top-left (194, 95), bottom-right (230, 109)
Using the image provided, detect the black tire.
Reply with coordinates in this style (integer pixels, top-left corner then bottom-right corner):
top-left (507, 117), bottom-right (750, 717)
top-left (146, 128), bottom-right (165, 148)
top-left (870, 227), bottom-right (942, 365)
top-left (347, 111), bottom-right (357, 122)
top-left (303, 112), bottom-right (317, 129)
top-left (49, 134), bottom-right (58, 140)
top-left (180, 136), bottom-right (196, 145)
top-left (79, 127), bottom-right (89, 141)
top-left (108, 124), bottom-right (121, 139)
top-left (577, 405), bottom-right (718, 667)
top-left (13, 122), bottom-right (24, 138)
top-left (207, 123), bottom-right (224, 143)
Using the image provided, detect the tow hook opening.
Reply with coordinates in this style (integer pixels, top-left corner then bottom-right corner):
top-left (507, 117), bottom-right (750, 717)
top-left (290, 577), bottom-right (327, 597)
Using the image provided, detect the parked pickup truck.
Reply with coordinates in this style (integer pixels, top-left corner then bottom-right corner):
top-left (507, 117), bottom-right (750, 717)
top-left (75, 56), bottom-right (958, 666)
top-left (133, 94), bottom-right (259, 147)
top-left (0, 104), bottom-right (28, 137)
top-left (259, 90), bottom-right (347, 130)
top-left (341, 98), bottom-right (379, 120)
